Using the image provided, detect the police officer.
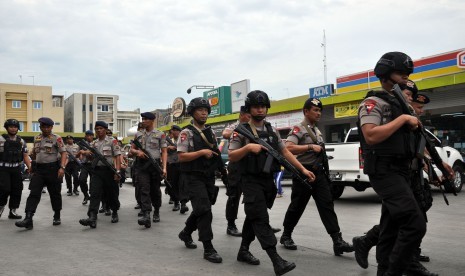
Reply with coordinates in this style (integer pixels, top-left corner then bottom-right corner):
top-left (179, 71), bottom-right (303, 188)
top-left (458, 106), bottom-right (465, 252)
top-left (229, 91), bottom-right (315, 275)
top-left (411, 93), bottom-right (430, 116)
top-left (130, 112), bottom-right (167, 228)
top-left (166, 125), bottom-right (182, 212)
top-left (79, 121), bottom-right (121, 228)
top-left (280, 98), bottom-right (354, 256)
top-left (76, 130), bottom-right (94, 205)
top-left (221, 105), bottom-right (251, 237)
top-left (15, 117), bottom-right (67, 229)
top-left (357, 52), bottom-right (427, 275)
top-left (0, 119), bottom-right (31, 220)
top-left (64, 135), bottom-right (80, 196)
top-left (177, 97), bottom-right (223, 263)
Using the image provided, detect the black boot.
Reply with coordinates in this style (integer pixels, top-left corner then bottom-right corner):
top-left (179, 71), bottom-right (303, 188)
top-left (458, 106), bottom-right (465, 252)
top-left (180, 202), bottom-right (189, 214)
top-left (353, 235), bottom-right (374, 269)
top-left (280, 235), bottom-right (297, 250)
top-left (330, 232), bottom-right (354, 256)
top-left (172, 202), bottom-right (180, 212)
top-left (178, 230), bottom-right (197, 249)
top-left (79, 212), bottom-right (97, 228)
top-left (15, 212), bottom-right (34, 230)
top-left (153, 208), bottom-right (160, 223)
top-left (105, 208), bottom-right (112, 216)
top-left (82, 196), bottom-right (89, 205)
top-left (204, 248), bottom-right (223, 263)
top-left (138, 211), bottom-right (151, 228)
top-left (237, 246), bottom-right (260, 265)
top-left (111, 210), bottom-right (119, 223)
top-left (8, 209), bottom-right (22, 219)
top-left (266, 247), bottom-right (296, 276)
top-left (67, 189), bottom-right (72, 196)
top-left (227, 224), bottom-right (242, 237)
top-left (405, 258), bottom-right (438, 276)
top-left (53, 211), bottom-right (61, 226)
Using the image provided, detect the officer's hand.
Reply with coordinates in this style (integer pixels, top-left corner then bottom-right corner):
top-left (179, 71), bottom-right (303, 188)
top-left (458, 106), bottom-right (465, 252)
top-left (311, 144), bottom-right (323, 153)
top-left (167, 145), bottom-right (176, 151)
top-left (162, 168), bottom-right (167, 178)
top-left (114, 173), bottom-right (121, 181)
top-left (136, 150), bottom-right (147, 159)
top-left (58, 168), bottom-right (65, 179)
top-left (203, 149), bottom-right (218, 159)
top-left (302, 169), bottom-right (316, 182)
top-left (403, 115), bottom-right (420, 130)
top-left (442, 162), bottom-right (455, 181)
top-left (247, 144), bottom-right (264, 154)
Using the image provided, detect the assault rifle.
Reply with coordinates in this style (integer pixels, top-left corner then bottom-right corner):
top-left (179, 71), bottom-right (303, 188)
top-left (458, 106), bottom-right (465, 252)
top-left (77, 140), bottom-right (119, 177)
top-left (392, 84), bottom-right (456, 200)
top-left (67, 150), bottom-right (90, 173)
top-left (132, 139), bottom-right (172, 189)
top-left (234, 123), bottom-right (312, 190)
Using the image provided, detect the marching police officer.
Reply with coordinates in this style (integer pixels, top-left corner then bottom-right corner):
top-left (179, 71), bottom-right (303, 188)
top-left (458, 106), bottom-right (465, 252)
top-left (221, 105), bottom-right (251, 237)
top-left (0, 119), bottom-right (31, 220)
top-left (76, 130), bottom-right (94, 205)
top-left (357, 52), bottom-right (428, 275)
top-left (177, 97), bottom-right (223, 263)
top-left (130, 112), bottom-right (167, 228)
top-left (16, 117), bottom-right (67, 229)
top-left (64, 135), bottom-right (80, 196)
top-left (79, 121), bottom-right (121, 228)
top-left (280, 98), bottom-right (354, 255)
top-left (166, 125), bottom-right (182, 212)
top-left (228, 91), bottom-right (315, 275)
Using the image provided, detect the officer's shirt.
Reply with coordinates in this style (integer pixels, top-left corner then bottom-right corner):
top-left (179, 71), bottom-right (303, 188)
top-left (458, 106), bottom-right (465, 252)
top-left (228, 123), bottom-right (285, 151)
top-left (79, 140), bottom-right (93, 164)
top-left (177, 127), bottom-right (217, 153)
top-left (286, 122), bottom-right (324, 165)
top-left (33, 134), bottom-right (66, 164)
top-left (224, 120), bottom-right (240, 133)
top-left (358, 91), bottom-right (393, 127)
top-left (167, 136), bottom-right (179, 164)
top-left (91, 136), bottom-right (121, 166)
top-left (0, 135), bottom-right (28, 167)
top-left (65, 143), bottom-right (80, 160)
top-left (134, 129), bottom-right (167, 159)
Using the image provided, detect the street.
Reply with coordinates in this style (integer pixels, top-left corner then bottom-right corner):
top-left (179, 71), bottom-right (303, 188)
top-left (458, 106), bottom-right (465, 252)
top-left (0, 179), bottom-right (464, 276)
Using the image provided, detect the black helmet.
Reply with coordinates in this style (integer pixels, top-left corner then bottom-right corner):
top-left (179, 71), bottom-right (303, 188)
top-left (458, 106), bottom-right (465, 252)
top-left (187, 97), bottom-right (211, 115)
top-left (4, 119), bottom-right (20, 129)
top-left (399, 79), bottom-right (418, 96)
top-left (374, 52), bottom-right (414, 78)
top-left (244, 90), bottom-right (271, 111)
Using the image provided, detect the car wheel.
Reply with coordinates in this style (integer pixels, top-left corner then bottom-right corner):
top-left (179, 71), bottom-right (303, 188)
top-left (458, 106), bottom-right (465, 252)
top-left (445, 164), bottom-right (463, 193)
top-left (331, 185), bottom-right (345, 200)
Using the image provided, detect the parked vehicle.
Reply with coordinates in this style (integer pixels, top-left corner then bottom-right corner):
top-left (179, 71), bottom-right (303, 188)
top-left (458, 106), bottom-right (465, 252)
top-left (326, 127), bottom-right (465, 199)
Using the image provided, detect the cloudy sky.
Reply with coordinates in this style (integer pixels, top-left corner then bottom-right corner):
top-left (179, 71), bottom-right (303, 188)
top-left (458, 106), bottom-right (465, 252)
top-left (1, 0), bottom-right (464, 111)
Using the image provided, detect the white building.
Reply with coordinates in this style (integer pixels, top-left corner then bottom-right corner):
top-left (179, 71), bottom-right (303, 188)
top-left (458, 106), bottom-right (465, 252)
top-left (117, 108), bottom-right (140, 138)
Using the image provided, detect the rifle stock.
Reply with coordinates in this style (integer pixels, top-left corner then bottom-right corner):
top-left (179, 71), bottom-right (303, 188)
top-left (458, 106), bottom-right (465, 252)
top-left (77, 140), bottom-right (119, 176)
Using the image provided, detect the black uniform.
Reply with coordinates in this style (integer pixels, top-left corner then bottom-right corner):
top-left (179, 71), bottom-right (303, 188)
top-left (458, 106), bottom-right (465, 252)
top-left (359, 90), bottom-right (427, 274)
top-left (166, 135), bottom-right (181, 209)
top-left (77, 140), bottom-right (92, 203)
top-left (65, 142), bottom-right (80, 195)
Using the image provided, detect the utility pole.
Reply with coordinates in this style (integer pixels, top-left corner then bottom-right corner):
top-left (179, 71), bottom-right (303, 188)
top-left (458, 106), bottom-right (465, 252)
top-left (321, 30), bottom-right (327, 85)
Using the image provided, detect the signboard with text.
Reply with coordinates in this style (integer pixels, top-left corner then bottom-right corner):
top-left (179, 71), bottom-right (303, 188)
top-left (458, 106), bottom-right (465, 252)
top-left (203, 86), bottom-right (232, 117)
top-left (334, 101), bottom-right (361, 118)
top-left (309, 84), bottom-right (334, 98)
top-left (230, 79), bottom-right (250, 113)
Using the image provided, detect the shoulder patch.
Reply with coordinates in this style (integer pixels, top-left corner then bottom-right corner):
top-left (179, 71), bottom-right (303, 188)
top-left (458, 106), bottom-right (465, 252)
top-left (180, 133), bottom-right (187, 142)
top-left (292, 126), bottom-right (300, 134)
top-left (364, 99), bottom-right (377, 114)
top-left (113, 139), bottom-right (118, 145)
top-left (161, 133), bottom-right (166, 139)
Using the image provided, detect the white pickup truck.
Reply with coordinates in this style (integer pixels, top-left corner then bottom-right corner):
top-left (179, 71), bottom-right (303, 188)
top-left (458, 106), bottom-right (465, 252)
top-left (326, 127), bottom-right (464, 199)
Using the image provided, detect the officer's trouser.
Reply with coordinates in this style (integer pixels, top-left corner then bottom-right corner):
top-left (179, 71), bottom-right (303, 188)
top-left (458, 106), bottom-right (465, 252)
top-left (167, 162), bottom-right (180, 202)
top-left (88, 167), bottom-right (120, 216)
top-left (225, 163), bottom-right (242, 223)
top-left (25, 163), bottom-right (62, 213)
top-left (65, 161), bottom-right (80, 192)
top-left (78, 164), bottom-right (91, 197)
top-left (135, 163), bottom-right (162, 212)
top-left (241, 174), bottom-right (277, 250)
top-left (183, 172), bottom-right (216, 242)
top-left (368, 157), bottom-right (426, 274)
top-left (0, 166), bottom-right (23, 209)
top-left (283, 169), bottom-right (340, 235)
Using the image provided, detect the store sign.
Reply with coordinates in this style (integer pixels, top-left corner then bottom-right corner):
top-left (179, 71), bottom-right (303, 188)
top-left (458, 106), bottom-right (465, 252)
top-left (309, 84), bottom-right (334, 98)
top-left (458, 50), bottom-right (465, 68)
top-left (206, 89), bottom-right (221, 116)
top-left (172, 97), bottom-right (186, 118)
top-left (231, 79), bottom-right (250, 113)
top-left (334, 101), bottom-right (361, 118)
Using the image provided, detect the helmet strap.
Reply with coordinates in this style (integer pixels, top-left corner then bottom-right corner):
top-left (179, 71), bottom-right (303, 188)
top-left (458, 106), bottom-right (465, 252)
top-left (251, 114), bottom-right (266, 122)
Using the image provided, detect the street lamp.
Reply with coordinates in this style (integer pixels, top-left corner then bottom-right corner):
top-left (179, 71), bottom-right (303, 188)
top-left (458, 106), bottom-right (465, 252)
top-left (186, 85), bottom-right (215, 94)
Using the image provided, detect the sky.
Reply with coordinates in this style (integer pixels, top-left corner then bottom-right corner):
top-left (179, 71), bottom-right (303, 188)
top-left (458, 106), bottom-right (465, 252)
top-left (0, 0), bottom-right (464, 112)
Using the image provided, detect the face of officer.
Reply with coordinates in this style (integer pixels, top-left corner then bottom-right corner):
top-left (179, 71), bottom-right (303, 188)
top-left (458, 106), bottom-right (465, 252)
top-left (304, 106), bottom-right (322, 124)
top-left (249, 105), bottom-right (267, 122)
top-left (389, 71), bottom-right (409, 86)
top-left (411, 102), bottom-right (425, 116)
top-left (141, 117), bottom-right (154, 129)
top-left (192, 107), bottom-right (209, 125)
top-left (6, 125), bottom-right (18, 136)
top-left (239, 112), bottom-right (251, 123)
top-left (85, 134), bottom-right (94, 142)
top-left (95, 126), bottom-right (107, 139)
top-left (40, 124), bottom-right (53, 136)
top-left (402, 89), bottom-right (414, 104)
top-left (171, 129), bottom-right (180, 139)
top-left (66, 138), bottom-right (74, 145)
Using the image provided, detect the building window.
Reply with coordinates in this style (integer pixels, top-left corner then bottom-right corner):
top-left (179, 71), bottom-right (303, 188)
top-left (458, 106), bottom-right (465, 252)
top-left (82, 105), bottom-right (86, 111)
top-left (33, 101), bottom-right (42, 109)
top-left (101, 104), bottom-right (109, 112)
top-left (55, 122), bottom-right (60, 126)
top-left (52, 97), bottom-right (63, 107)
top-left (19, 122), bottom-right (25, 132)
top-left (83, 124), bottom-right (86, 132)
top-left (89, 105), bottom-right (93, 112)
top-left (12, 100), bottom-right (21, 108)
top-left (32, 122), bottom-right (40, 132)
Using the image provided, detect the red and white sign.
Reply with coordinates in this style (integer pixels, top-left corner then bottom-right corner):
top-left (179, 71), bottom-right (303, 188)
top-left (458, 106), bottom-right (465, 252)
top-left (457, 50), bottom-right (465, 68)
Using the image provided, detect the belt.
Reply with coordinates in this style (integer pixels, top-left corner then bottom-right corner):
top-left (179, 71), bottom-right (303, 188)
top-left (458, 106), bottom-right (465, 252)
top-left (37, 162), bottom-right (59, 169)
top-left (0, 162), bottom-right (21, 168)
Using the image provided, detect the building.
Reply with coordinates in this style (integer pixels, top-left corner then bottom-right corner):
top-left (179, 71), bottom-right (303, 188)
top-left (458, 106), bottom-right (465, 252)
top-left (117, 108), bottom-right (140, 138)
top-left (64, 93), bottom-right (119, 133)
top-left (0, 83), bottom-right (64, 132)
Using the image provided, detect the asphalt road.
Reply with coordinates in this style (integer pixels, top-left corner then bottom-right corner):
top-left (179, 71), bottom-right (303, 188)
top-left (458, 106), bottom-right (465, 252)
top-left (0, 179), bottom-right (463, 276)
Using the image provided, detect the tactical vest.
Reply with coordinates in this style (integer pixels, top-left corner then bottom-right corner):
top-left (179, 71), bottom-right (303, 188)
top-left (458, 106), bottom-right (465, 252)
top-left (241, 122), bottom-right (281, 175)
top-left (0, 134), bottom-right (23, 163)
top-left (358, 91), bottom-right (415, 158)
top-left (179, 125), bottom-right (218, 173)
